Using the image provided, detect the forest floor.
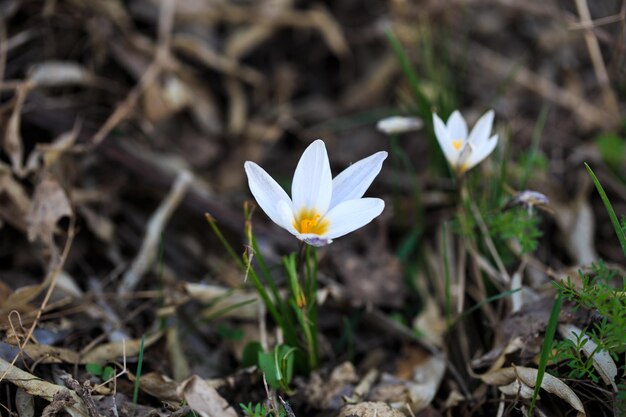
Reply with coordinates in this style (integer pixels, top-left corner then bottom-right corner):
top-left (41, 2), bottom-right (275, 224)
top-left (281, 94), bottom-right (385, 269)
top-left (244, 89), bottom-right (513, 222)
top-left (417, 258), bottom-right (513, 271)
top-left (1, 1), bottom-right (625, 416)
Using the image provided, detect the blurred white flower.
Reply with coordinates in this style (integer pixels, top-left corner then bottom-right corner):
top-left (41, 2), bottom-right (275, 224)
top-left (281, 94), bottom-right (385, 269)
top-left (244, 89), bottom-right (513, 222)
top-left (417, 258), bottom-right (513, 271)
top-left (376, 116), bottom-right (423, 135)
top-left (433, 110), bottom-right (498, 175)
top-left (244, 140), bottom-right (387, 246)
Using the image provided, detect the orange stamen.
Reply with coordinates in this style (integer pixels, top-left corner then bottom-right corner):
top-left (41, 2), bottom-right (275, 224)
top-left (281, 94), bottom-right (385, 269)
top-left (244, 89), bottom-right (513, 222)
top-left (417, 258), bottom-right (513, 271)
top-left (293, 208), bottom-right (329, 235)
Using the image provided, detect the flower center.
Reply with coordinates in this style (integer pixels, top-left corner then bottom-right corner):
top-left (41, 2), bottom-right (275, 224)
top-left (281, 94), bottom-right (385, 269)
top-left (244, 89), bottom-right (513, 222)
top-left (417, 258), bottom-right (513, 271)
top-left (293, 208), bottom-right (329, 235)
top-left (452, 139), bottom-right (463, 151)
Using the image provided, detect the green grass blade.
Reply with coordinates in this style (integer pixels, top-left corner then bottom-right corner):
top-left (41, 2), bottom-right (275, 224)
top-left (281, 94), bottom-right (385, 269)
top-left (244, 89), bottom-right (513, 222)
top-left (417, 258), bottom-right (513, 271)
top-left (452, 288), bottom-right (521, 326)
top-left (529, 292), bottom-right (562, 416)
top-left (202, 298), bottom-right (257, 321)
top-left (520, 105), bottom-right (549, 189)
top-left (585, 163), bottom-right (626, 258)
top-left (385, 29), bottom-right (431, 120)
top-left (205, 214), bottom-right (245, 270)
top-left (132, 335), bottom-right (146, 407)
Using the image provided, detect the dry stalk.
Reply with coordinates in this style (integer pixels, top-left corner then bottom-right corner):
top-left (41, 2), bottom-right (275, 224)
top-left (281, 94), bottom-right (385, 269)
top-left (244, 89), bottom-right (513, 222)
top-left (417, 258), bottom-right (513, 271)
top-left (574, 0), bottom-right (620, 115)
top-left (0, 216), bottom-right (76, 381)
top-left (86, 0), bottom-right (176, 148)
top-left (459, 42), bottom-right (619, 130)
top-left (118, 171), bottom-right (193, 295)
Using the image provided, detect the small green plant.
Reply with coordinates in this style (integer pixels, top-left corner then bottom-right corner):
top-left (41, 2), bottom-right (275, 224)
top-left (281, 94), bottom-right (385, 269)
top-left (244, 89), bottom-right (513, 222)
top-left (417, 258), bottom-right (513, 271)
top-left (240, 402), bottom-right (269, 417)
top-left (548, 166), bottom-right (626, 409)
top-left (489, 208), bottom-right (543, 256)
top-left (553, 262), bottom-right (626, 359)
top-left (85, 363), bottom-right (115, 381)
top-left (240, 401), bottom-right (288, 417)
top-left (257, 345), bottom-right (296, 393)
top-left (550, 331), bottom-right (600, 382)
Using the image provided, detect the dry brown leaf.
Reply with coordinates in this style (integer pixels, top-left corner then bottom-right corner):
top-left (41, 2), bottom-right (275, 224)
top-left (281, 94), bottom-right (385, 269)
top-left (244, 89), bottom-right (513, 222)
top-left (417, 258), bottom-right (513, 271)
top-left (15, 387), bottom-right (35, 417)
top-left (0, 275), bottom-right (53, 318)
top-left (3, 84), bottom-right (28, 177)
top-left (185, 283), bottom-right (259, 320)
top-left (26, 172), bottom-right (72, 258)
top-left (19, 344), bottom-right (80, 364)
top-left (136, 372), bottom-right (181, 405)
top-left (305, 362), bottom-right (358, 410)
top-left (76, 206), bottom-right (114, 243)
top-left (39, 124), bottom-right (80, 168)
top-left (412, 298), bottom-right (446, 347)
top-left (370, 348), bottom-right (445, 414)
top-left (172, 34), bottom-right (264, 85)
top-left (307, 6), bottom-right (348, 56)
top-left (0, 160), bottom-right (31, 231)
top-left (0, 357), bottom-right (89, 417)
top-left (225, 78), bottom-right (246, 135)
top-left (142, 75), bottom-right (192, 122)
top-left (552, 194), bottom-right (598, 265)
top-left (480, 366), bottom-right (586, 416)
top-left (176, 375), bottom-right (238, 417)
top-left (166, 326), bottom-right (191, 382)
top-left (498, 380), bottom-right (534, 398)
top-left (404, 354), bottom-right (446, 412)
top-left (224, 0), bottom-right (292, 59)
top-left (81, 331), bottom-right (162, 365)
top-left (22, 123), bottom-right (81, 175)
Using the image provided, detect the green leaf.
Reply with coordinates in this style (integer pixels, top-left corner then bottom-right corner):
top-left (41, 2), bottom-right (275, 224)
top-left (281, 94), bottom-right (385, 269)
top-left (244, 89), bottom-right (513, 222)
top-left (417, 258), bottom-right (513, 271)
top-left (241, 342), bottom-right (263, 368)
top-left (102, 366), bottom-right (115, 381)
top-left (595, 133), bottom-right (626, 172)
top-left (258, 344), bottom-right (295, 391)
top-left (217, 323), bottom-right (244, 341)
top-left (85, 363), bottom-right (103, 376)
top-left (585, 163), bottom-right (626, 258)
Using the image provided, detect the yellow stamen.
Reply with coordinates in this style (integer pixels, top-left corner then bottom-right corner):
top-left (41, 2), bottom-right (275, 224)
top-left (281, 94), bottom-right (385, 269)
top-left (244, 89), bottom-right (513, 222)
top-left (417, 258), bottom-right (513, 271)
top-left (293, 208), bottom-right (330, 235)
top-left (452, 139), bottom-right (463, 151)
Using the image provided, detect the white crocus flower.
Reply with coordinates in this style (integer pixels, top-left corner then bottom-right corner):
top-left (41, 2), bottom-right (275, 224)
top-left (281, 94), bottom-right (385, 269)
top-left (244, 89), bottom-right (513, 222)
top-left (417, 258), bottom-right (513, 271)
top-left (376, 116), bottom-right (423, 135)
top-left (244, 140), bottom-right (387, 247)
top-left (433, 110), bottom-right (498, 175)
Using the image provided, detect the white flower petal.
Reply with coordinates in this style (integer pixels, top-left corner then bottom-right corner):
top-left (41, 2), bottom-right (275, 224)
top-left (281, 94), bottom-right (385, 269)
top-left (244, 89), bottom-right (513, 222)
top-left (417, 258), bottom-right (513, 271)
top-left (322, 198), bottom-right (385, 240)
top-left (330, 151), bottom-right (388, 209)
top-left (291, 139), bottom-right (332, 214)
top-left (276, 199), bottom-right (298, 234)
top-left (447, 110), bottom-right (468, 142)
top-left (466, 134), bottom-right (498, 171)
top-left (244, 161), bottom-right (292, 228)
top-left (468, 110), bottom-right (494, 147)
top-left (376, 116), bottom-right (423, 135)
top-left (433, 113), bottom-right (458, 166)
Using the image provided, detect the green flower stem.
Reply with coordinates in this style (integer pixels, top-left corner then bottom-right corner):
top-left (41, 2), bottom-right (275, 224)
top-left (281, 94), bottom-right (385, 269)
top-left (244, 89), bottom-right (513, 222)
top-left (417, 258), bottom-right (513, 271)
top-left (285, 252), bottom-right (319, 370)
top-left (305, 246), bottom-right (319, 369)
top-left (442, 222), bottom-right (452, 328)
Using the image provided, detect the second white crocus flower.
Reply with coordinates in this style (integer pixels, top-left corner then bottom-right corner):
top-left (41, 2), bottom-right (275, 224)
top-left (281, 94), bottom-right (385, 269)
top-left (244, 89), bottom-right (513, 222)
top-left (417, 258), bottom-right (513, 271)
top-left (244, 140), bottom-right (387, 247)
top-left (433, 110), bottom-right (498, 175)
